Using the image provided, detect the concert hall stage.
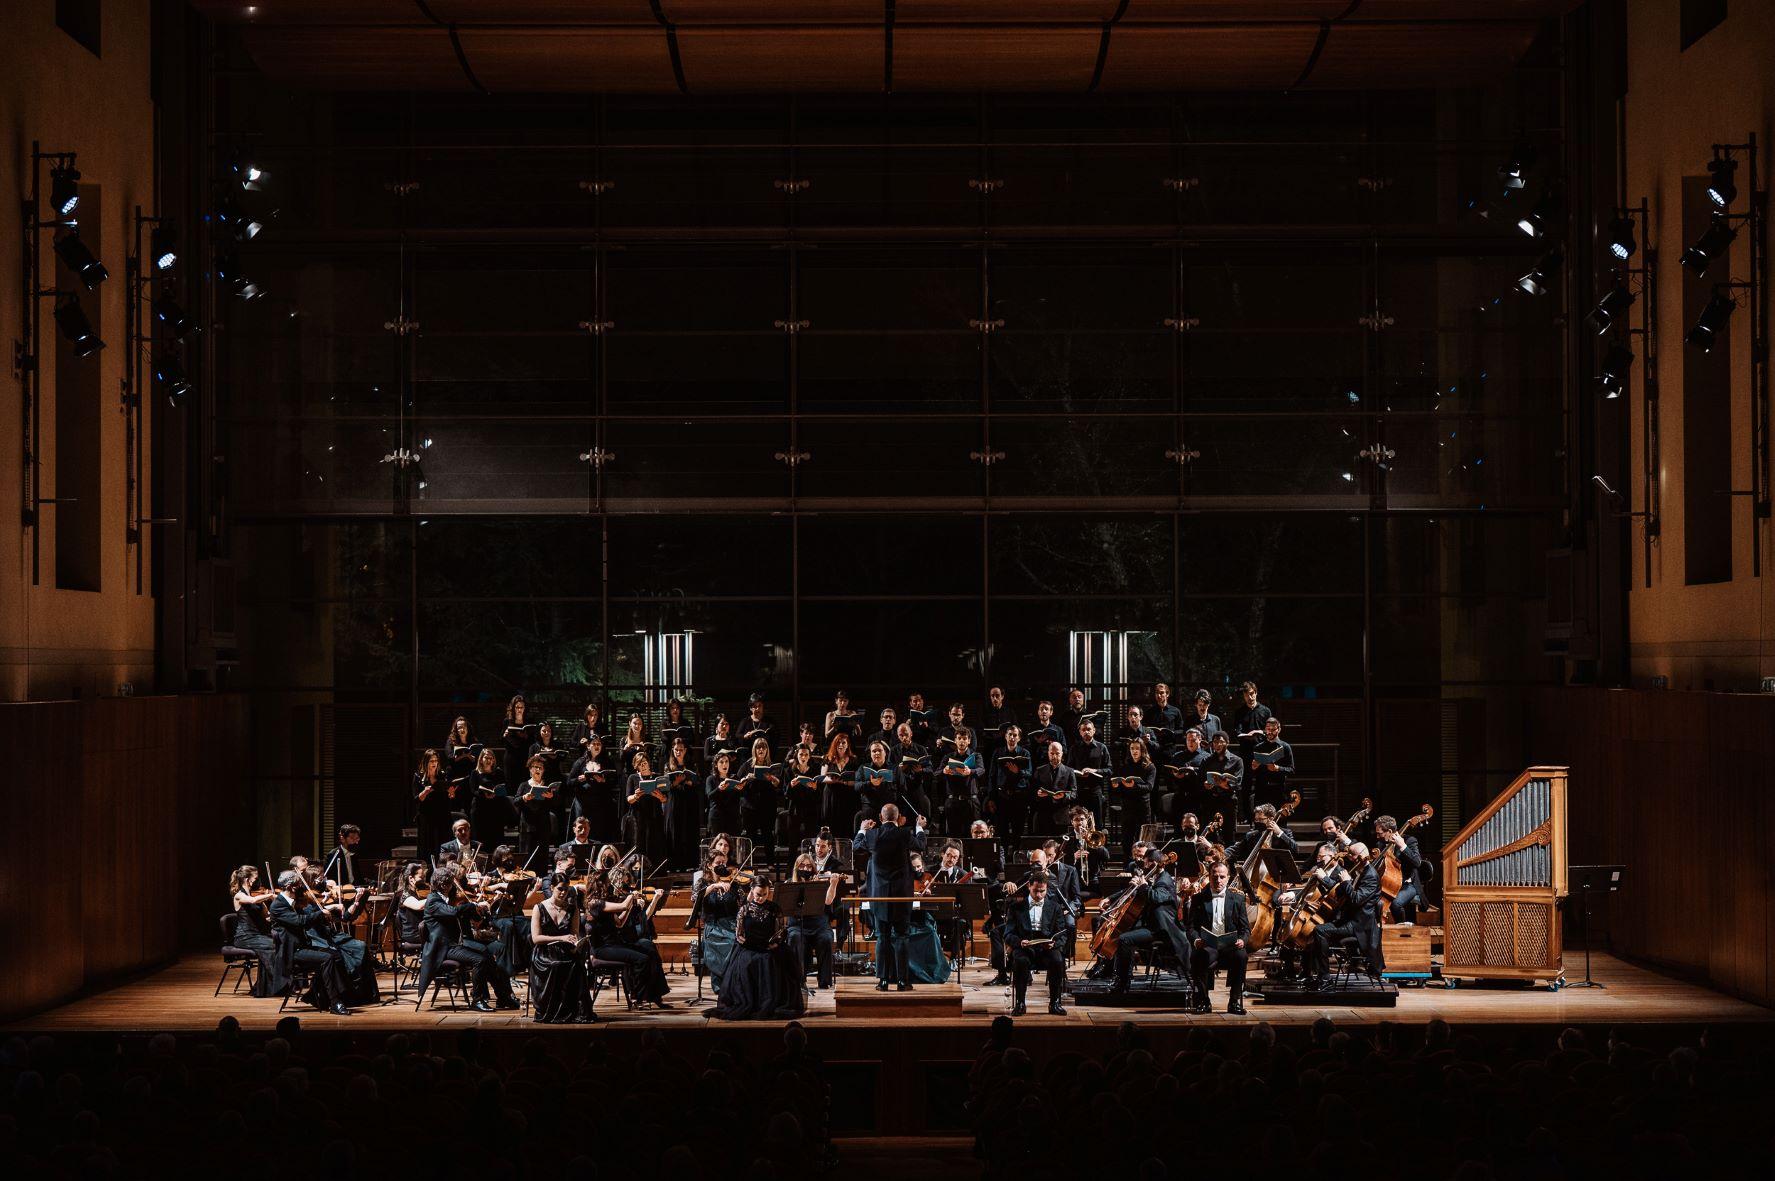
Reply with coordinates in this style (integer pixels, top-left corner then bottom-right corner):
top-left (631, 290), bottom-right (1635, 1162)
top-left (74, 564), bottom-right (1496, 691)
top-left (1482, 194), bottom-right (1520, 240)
top-left (10, 951), bottom-right (1768, 1035)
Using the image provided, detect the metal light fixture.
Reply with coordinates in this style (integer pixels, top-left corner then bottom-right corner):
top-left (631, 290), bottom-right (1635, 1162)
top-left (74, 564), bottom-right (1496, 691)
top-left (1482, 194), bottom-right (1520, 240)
top-left (149, 223), bottom-right (178, 271)
top-left (153, 294), bottom-right (196, 340)
top-left (1681, 214), bottom-right (1738, 275)
top-left (1584, 283), bottom-right (1635, 335)
top-left (53, 297), bottom-right (103, 356)
top-left (1597, 344), bottom-right (1634, 399)
top-left (1516, 189), bottom-right (1559, 238)
top-left (1686, 290), bottom-right (1735, 352)
top-left (1705, 157), bottom-right (1738, 209)
top-left (53, 233), bottom-right (108, 289)
top-left (50, 164), bottom-right (81, 217)
top-left (1516, 249), bottom-right (1561, 296)
top-left (1604, 215), bottom-right (1637, 261)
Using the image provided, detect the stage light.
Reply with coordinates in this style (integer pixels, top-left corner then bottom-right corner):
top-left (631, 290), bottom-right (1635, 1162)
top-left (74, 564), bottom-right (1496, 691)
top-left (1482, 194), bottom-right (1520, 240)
top-left (1584, 283), bottom-right (1635, 335)
top-left (1686, 290), bottom-right (1734, 352)
top-left (50, 164), bottom-right (81, 217)
top-left (215, 253), bottom-right (264, 301)
top-left (154, 356), bottom-right (194, 406)
top-left (1705, 157), bottom-right (1738, 209)
top-left (154, 294), bottom-right (196, 340)
top-left (1516, 189), bottom-right (1559, 238)
top-left (53, 297), bottom-right (103, 356)
top-left (1497, 144), bottom-right (1535, 192)
top-left (217, 195), bottom-right (262, 241)
top-left (53, 233), bottom-right (108, 289)
top-left (227, 155), bottom-right (270, 192)
top-left (1681, 214), bottom-right (1738, 275)
top-left (1597, 345), bottom-right (1633, 399)
top-left (1515, 249), bottom-right (1561, 296)
top-left (1604, 216), bottom-right (1637, 261)
top-left (150, 223), bottom-right (178, 271)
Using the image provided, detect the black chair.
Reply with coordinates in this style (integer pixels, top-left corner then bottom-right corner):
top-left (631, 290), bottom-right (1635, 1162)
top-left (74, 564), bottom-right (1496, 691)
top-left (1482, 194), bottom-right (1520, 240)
top-left (216, 914), bottom-right (260, 998)
top-left (273, 931), bottom-right (314, 1013)
top-left (417, 953), bottom-right (473, 1011)
top-left (588, 956), bottom-right (633, 1010)
top-left (1329, 935), bottom-right (1377, 988)
top-left (392, 939), bottom-right (426, 995)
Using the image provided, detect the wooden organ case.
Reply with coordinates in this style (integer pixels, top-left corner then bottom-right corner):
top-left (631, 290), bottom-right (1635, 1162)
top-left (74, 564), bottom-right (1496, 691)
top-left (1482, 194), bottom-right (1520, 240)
top-left (1441, 766), bottom-right (1568, 983)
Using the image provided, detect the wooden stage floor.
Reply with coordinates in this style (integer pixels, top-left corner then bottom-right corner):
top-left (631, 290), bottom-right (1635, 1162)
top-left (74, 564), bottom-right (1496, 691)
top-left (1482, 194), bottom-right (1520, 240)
top-left (9, 951), bottom-right (1770, 1033)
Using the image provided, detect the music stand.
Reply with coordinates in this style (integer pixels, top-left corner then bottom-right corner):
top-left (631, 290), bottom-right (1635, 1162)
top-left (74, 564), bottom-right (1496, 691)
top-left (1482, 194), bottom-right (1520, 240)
top-left (1259, 848), bottom-right (1301, 884)
top-left (1567, 864), bottom-right (1624, 989)
top-left (933, 882), bottom-right (991, 971)
top-left (961, 838), bottom-right (1001, 874)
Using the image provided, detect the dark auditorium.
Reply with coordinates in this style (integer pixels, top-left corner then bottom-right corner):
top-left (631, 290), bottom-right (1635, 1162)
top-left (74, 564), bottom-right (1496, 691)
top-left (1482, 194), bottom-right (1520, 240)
top-left (3, 1), bottom-right (1774, 1176)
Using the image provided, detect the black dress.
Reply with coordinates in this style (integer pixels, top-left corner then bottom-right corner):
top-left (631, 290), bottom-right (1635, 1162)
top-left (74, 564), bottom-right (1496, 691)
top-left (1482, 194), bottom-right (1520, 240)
top-left (529, 903), bottom-right (595, 1023)
top-left (589, 904), bottom-right (671, 1005)
top-left (232, 902), bottom-right (282, 997)
top-left (713, 900), bottom-right (807, 1021)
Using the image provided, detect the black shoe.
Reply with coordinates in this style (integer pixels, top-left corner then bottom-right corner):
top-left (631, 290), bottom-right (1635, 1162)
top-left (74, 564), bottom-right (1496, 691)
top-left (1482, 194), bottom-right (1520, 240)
top-left (470, 1000), bottom-right (496, 1013)
top-left (1192, 999), bottom-right (1212, 1015)
top-left (1048, 1002), bottom-right (1067, 1016)
top-left (1107, 983), bottom-right (1129, 997)
top-left (1307, 976), bottom-right (1331, 993)
top-left (875, 981), bottom-right (890, 992)
top-left (495, 997), bottom-right (520, 1011)
top-left (1011, 1000), bottom-right (1027, 1017)
top-left (897, 982), bottom-right (913, 992)
top-left (1227, 999), bottom-right (1247, 1016)
top-left (987, 972), bottom-right (1011, 987)
top-left (329, 1003), bottom-right (351, 1016)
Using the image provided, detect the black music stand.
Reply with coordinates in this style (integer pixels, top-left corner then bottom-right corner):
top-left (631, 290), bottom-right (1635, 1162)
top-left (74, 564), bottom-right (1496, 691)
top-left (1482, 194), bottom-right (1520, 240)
top-left (777, 882), bottom-right (830, 993)
top-left (1567, 864), bottom-right (1624, 989)
top-left (962, 838), bottom-right (1001, 874)
top-left (932, 882), bottom-right (991, 971)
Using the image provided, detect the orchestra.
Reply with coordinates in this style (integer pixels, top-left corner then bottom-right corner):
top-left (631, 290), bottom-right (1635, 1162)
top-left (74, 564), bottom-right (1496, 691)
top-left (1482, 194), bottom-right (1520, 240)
top-left (224, 684), bottom-right (1442, 1022)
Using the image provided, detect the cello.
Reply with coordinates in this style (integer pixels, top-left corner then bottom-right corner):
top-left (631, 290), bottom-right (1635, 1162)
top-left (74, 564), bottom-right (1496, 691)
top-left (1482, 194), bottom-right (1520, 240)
top-left (1376, 803), bottom-right (1433, 921)
top-left (1088, 843), bottom-right (1178, 961)
top-left (1240, 790), bottom-right (1301, 950)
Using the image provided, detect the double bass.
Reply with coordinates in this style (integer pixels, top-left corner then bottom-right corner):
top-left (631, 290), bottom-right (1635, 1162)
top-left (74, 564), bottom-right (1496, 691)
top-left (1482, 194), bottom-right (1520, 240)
top-left (1376, 803), bottom-right (1434, 921)
top-left (1241, 790), bottom-right (1301, 950)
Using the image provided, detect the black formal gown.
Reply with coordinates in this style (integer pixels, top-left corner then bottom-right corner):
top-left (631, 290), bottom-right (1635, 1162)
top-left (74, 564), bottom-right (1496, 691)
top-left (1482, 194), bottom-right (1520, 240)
top-left (232, 903), bottom-right (282, 997)
top-left (713, 899), bottom-right (806, 1021)
top-left (529, 903), bottom-right (596, 1023)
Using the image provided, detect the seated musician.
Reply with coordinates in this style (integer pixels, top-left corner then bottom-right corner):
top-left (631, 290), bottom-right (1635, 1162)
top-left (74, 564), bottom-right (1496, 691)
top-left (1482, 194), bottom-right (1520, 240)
top-left (268, 870), bottom-right (357, 1015)
top-left (414, 868), bottom-right (519, 1012)
top-left (712, 874), bottom-right (805, 1021)
top-left (482, 843), bottom-right (533, 977)
top-left (1306, 842), bottom-right (1386, 988)
top-left (329, 823), bottom-right (364, 888)
top-left (598, 865), bottom-right (673, 1009)
top-left (559, 814), bottom-right (596, 877)
top-left (1319, 814), bottom-right (1354, 852)
top-left (789, 852), bottom-right (841, 988)
top-left (1108, 845), bottom-right (1194, 998)
top-left (927, 839), bottom-right (974, 962)
top-left (1373, 814), bottom-right (1430, 923)
top-left (1006, 871), bottom-right (1068, 1016)
top-left (1228, 802), bottom-right (1298, 864)
top-left (1187, 860), bottom-right (1250, 1015)
top-left (1059, 806), bottom-right (1108, 891)
top-left (440, 817), bottom-right (475, 866)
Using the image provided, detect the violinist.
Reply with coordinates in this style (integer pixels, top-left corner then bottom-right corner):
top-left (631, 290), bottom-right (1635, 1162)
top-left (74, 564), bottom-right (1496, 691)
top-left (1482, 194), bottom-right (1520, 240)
top-left (926, 839), bottom-right (973, 964)
top-left (412, 748), bottom-right (453, 869)
top-left (624, 751), bottom-right (669, 867)
top-left (228, 865), bottom-right (281, 997)
top-left (1031, 741), bottom-right (1078, 831)
top-left (810, 831), bottom-right (854, 945)
top-left (481, 843), bottom-right (533, 978)
top-left (817, 733), bottom-right (860, 845)
top-left (1305, 841), bottom-right (1385, 988)
top-left (598, 865), bottom-right (673, 1009)
top-left (415, 868), bottom-right (518, 1011)
top-left (1106, 844), bottom-right (1193, 998)
top-left (713, 873), bottom-right (805, 1020)
top-left (789, 852), bottom-right (842, 988)
top-left (663, 734), bottom-right (702, 870)
top-left (738, 735), bottom-right (783, 865)
top-left (689, 835), bottom-right (741, 988)
top-left (1374, 814), bottom-right (1429, 922)
top-left (1006, 871), bottom-right (1068, 1017)
top-left (468, 746), bottom-right (513, 852)
top-left (440, 818), bottom-right (475, 866)
top-left (988, 724), bottom-right (1033, 844)
top-left (516, 754), bottom-right (561, 858)
top-left (268, 871), bottom-right (356, 1016)
top-left (1109, 735), bottom-right (1157, 858)
top-left (904, 852), bottom-right (953, 983)
top-left (705, 748), bottom-right (745, 839)
top-left (1187, 860), bottom-right (1250, 1014)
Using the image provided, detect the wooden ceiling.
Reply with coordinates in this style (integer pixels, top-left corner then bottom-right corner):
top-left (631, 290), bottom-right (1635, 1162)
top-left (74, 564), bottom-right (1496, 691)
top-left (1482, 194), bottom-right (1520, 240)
top-left (196, 1), bottom-right (1576, 94)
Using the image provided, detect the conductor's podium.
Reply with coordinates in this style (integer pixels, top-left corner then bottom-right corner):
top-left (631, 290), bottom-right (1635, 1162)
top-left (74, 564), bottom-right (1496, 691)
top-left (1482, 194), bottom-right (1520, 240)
top-left (833, 978), bottom-right (965, 1019)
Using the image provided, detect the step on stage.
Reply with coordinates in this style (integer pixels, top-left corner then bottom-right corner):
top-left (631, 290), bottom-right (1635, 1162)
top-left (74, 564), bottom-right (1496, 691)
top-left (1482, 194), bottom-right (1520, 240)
top-left (8, 953), bottom-right (1768, 1032)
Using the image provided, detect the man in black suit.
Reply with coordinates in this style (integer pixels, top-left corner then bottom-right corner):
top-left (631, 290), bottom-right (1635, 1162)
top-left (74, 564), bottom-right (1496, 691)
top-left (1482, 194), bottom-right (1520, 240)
top-left (1005, 871), bottom-right (1069, 1015)
top-left (1307, 841), bottom-right (1386, 987)
top-left (1030, 741), bottom-right (1078, 832)
top-left (439, 819), bottom-right (476, 867)
top-left (1373, 814), bottom-right (1431, 922)
top-left (268, 872), bottom-right (353, 1016)
top-left (1187, 860), bottom-right (1251, 1014)
top-left (1108, 845), bottom-right (1195, 995)
top-left (855, 804), bottom-right (929, 991)
top-left (1065, 717), bottom-right (1112, 824)
top-left (413, 869), bottom-right (518, 1012)
top-left (327, 823), bottom-right (364, 888)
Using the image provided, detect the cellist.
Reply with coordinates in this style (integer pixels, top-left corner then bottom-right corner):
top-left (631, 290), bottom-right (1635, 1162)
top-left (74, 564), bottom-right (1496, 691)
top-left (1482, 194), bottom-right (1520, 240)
top-left (1106, 844), bottom-right (1194, 997)
top-left (1373, 813), bottom-right (1431, 922)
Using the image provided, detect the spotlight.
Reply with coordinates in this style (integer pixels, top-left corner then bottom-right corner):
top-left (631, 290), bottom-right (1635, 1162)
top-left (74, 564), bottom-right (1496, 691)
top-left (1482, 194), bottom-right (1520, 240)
top-left (1705, 157), bottom-right (1738, 209)
top-left (1516, 249), bottom-right (1562, 296)
top-left (1497, 143), bottom-right (1536, 193)
top-left (1517, 189), bottom-right (1559, 238)
top-left (149, 223), bottom-right (178, 271)
top-left (154, 356), bottom-right (194, 406)
top-left (53, 233), bottom-right (108, 289)
top-left (49, 164), bottom-right (81, 218)
top-left (227, 154), bottom-right (270, 192)
top-left (1686, 290), bottom-right (1734, 352)
top-left (215, 253), bottom-right (264, 301)
top-left (1681, 213), bottom-right (1738, 275)
top-left (1585, 283), bottom-right (1636, 335)
top-left (217, 195), bottom-right (262, 241)
top-left (53, 297), bottom-right (103, 356)
top-left (153, 294), bottom-right (197, 340)
top-left (1604, 215), bottom-right (1637, 261)
top-left (1597, 344), bottom-right (1634, 399)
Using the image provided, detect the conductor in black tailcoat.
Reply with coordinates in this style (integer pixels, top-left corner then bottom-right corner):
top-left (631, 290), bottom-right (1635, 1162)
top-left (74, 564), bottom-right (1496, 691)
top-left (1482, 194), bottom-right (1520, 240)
top-left (855, 804), bottom-right (929, 991)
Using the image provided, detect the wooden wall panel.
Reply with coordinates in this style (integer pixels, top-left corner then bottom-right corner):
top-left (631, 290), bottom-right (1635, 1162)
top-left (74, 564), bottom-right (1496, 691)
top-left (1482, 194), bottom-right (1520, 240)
top-left (1528, 687), bottom-right (1775, 1007)
top-left (0, 695), bottom-right (250, 1022)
